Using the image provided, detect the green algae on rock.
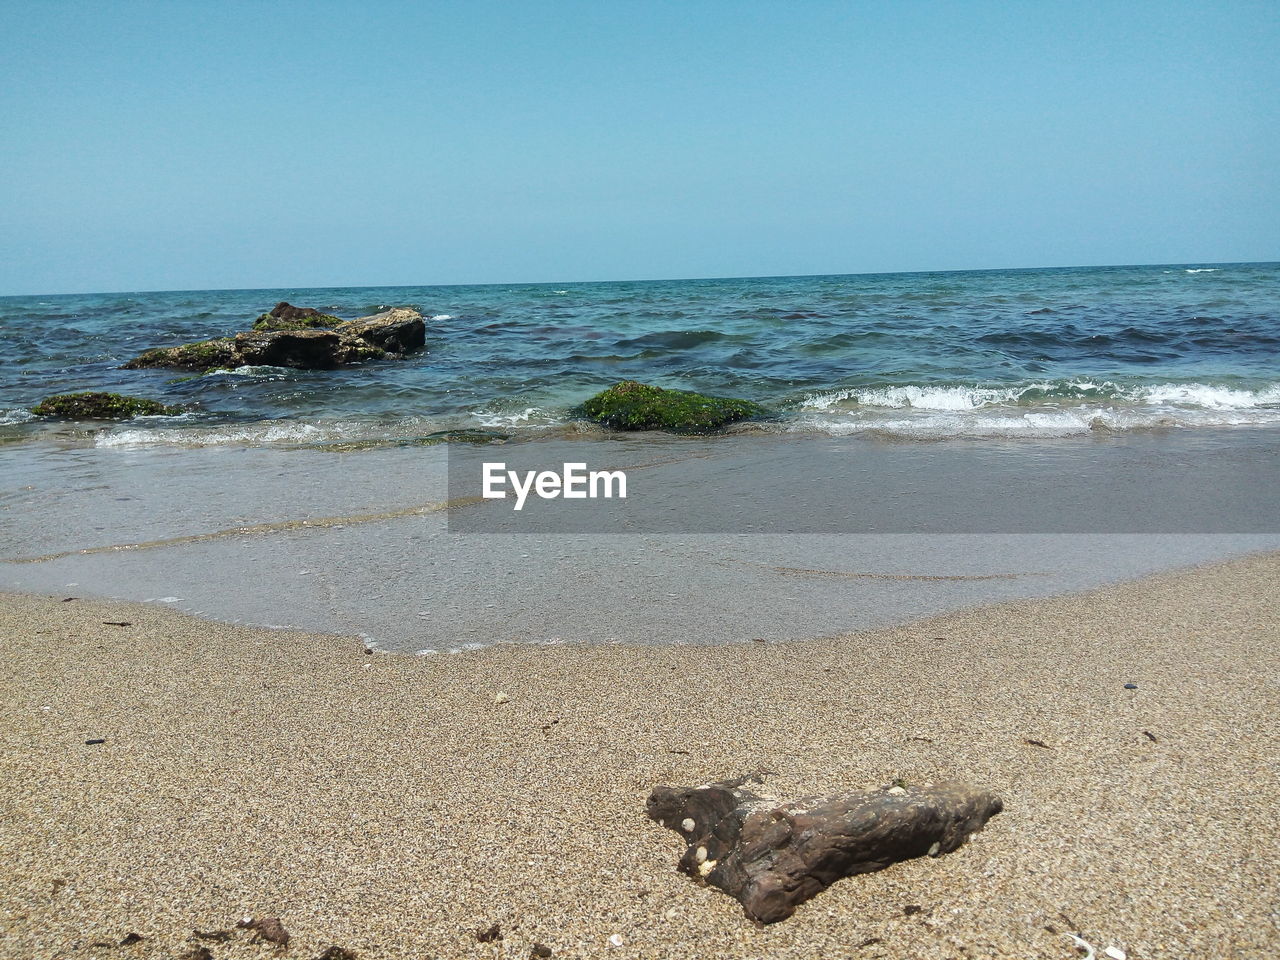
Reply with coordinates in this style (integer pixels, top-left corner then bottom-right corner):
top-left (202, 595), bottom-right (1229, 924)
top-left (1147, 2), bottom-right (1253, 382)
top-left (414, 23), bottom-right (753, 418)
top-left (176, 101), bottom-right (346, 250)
top-left (31, 391), bottom-right (181, 420)
top-left (122, 338), bottom-right (240, 371)
top-left (252, 302), bottom-right (344, 331)
top-left (580, 380), bottom-right (768, 433)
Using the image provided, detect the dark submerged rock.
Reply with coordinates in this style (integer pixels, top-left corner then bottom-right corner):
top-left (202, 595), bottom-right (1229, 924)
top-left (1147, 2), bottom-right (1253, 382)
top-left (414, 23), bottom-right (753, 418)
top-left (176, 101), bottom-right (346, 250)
top-left (580, 380), bottom-right (768, 433)
top-left (647, 775), bottom-right (1003, 923)
top-left (232, 329), bottom-right (382, 369)
top-left (31, 391), bottom-right (180, 419)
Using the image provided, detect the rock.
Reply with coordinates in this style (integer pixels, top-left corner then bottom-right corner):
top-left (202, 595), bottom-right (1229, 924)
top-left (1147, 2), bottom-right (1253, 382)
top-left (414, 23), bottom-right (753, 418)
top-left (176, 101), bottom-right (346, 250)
top-left (231, 329), bottom-right (382, 369)
top-left (237, 916), bottom-right (289, 947)
top-left (30, 391), bottom-right (180, 419)
top-left (580, 381), bottom-right (768, 433)
top-left (336, 307), bottom-right (426, 354)
top-left (646, 774), bottom-right (1003, 923)
top-left (179, 948), bottom-right (214, 960)
top-left (476, 923), bottom-right (502, 943)
top-left (530, 944), bottom-right (553, 958)
top-left (122, 307), bottom-right (425, 371)
top-left (315, 947), bottom-right (358, 960)
top-left (253, 302), bottom-right (344, 331)
top-left (122, 338), bottom-right (241, 371)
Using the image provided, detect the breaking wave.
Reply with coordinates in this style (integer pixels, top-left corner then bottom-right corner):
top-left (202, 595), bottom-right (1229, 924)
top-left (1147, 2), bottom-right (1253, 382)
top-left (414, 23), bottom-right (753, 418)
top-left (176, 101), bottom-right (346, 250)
top-left (794, 380), bottom-right (1280, 439)
top-left (802, 381), bottom-right (1280, 412)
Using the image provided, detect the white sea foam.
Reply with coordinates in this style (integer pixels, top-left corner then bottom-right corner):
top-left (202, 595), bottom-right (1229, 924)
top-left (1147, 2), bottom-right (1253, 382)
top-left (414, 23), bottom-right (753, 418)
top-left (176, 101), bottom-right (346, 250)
top-left (0, 407), bottom-right (36, 425)
top-left (794, 380), bottom-right (1280, 439)
top-left (1138, 383), bottom-right (1280, 408)
top-left (96, 420), bottom-right (330, 447)
top-left (207, 365), bottom-right (294, 378)
top-left (472, 406), bottom-right (554, 428)
top-left (792, 403), bottom-right (1280, 440)
top-left (1185, 268), bottom-right (1219, 273)
top-left (805, 384), bottom-right (1037, 411)
top-left (430, 314), bottom-right (454, 321)
top-left (803, 381), bottom-right (1280, 413)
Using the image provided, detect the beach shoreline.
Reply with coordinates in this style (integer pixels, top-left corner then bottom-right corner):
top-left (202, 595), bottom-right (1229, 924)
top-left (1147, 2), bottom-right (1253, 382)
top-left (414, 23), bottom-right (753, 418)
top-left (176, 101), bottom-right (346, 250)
top-left (5, 429), bottom-right (1280, 654)
top-left (3, 553), bottom-right (1278, 959)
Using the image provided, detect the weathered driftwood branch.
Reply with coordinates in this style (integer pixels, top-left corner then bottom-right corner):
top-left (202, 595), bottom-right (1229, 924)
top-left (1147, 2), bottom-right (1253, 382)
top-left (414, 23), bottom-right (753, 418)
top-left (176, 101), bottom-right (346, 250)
top-left (646, 775), bottom-right (1003, 923)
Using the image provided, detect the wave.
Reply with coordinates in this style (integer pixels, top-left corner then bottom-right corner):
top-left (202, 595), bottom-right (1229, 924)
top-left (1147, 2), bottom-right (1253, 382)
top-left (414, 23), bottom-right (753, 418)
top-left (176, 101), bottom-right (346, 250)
top-left (802, 380), bottom-right (1280, 412)
top-left (790, 379), bottom-right (1280, 439)
top-left (790, 405), bottom-right (1280, 440)
top-left (96, 421), bottom-right (335, 447)
top-left (0, 407), bottom-right (36, 426)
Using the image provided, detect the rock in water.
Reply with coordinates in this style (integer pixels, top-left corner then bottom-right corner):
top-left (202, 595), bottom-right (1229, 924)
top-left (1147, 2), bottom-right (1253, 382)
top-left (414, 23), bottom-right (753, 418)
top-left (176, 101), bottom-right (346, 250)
top-left (252, 301), bottom-right (344, 330)
top-left (579, 380), bottom-right (769, 433)
top-left (121, 338), bottom-right (239, 371)
top-left (31, 391), bottom-right (180, 419)
top-left (646, 775), bottom-right (1003, 923)
top-left (231, 329), bottom-right (381, 369)
top-left (335, 307), bottom-right (426, 354)
top-left (122, 307), bottom-right (426, 371)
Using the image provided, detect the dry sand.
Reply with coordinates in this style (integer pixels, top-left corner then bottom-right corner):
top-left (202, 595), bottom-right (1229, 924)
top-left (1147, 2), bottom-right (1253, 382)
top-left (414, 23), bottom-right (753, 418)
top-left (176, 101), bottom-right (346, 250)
top-left (2, 554), bottom-right (1278, 960)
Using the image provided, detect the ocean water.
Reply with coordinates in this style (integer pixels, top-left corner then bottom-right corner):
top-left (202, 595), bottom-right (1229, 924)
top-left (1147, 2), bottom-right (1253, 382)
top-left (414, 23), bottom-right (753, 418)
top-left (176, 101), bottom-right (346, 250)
top-left (2, 262), bottom-right (1278, 447)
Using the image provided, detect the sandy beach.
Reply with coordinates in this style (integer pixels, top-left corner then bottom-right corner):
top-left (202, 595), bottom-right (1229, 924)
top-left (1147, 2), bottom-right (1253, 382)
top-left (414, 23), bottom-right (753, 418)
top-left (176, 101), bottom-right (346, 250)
top-left (2, 553), bottom-right (1277, 960)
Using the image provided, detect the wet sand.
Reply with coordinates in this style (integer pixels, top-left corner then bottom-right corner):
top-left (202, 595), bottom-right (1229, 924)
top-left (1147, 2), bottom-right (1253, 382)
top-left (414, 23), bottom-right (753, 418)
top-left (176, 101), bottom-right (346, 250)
top-left (2, 553), bottom-right (1278, 959)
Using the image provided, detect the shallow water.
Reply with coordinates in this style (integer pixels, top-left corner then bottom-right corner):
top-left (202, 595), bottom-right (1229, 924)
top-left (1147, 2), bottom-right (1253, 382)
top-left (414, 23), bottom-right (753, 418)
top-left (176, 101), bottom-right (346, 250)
top-left (3, 433), bottom-right (1277, 652)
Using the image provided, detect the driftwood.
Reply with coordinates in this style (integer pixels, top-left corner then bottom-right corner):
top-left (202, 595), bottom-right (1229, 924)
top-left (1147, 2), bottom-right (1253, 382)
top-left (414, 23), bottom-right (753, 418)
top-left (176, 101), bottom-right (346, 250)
top-left (646, 775), bottom-right (1003, 923)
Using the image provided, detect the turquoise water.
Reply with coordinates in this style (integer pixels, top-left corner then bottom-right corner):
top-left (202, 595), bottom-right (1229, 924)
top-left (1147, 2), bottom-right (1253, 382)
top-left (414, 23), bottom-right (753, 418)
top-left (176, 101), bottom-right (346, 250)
top-left (2, 262), bottom-right (1278, 446)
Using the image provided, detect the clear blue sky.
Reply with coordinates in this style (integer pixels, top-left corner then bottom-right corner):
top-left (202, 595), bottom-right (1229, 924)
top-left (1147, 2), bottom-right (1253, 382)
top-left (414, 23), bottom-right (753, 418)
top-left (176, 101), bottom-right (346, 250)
top-left (2, 0), bottom-right (1277, 295)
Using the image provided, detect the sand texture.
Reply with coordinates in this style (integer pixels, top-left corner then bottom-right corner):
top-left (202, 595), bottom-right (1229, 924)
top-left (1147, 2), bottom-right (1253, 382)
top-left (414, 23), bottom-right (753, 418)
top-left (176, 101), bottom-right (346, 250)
top-left (2, 554), bottom-right (1278, 959)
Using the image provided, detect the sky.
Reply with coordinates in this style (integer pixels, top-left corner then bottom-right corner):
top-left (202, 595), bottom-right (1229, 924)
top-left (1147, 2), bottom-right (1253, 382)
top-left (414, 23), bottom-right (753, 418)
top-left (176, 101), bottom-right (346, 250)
top-left (1, 0), bottom-right (1277, 295)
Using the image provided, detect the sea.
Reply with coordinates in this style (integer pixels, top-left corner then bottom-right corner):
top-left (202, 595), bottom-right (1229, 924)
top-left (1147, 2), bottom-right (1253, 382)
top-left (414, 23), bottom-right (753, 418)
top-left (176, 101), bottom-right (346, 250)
top-left (2, 262), bottom-right (1278, 449)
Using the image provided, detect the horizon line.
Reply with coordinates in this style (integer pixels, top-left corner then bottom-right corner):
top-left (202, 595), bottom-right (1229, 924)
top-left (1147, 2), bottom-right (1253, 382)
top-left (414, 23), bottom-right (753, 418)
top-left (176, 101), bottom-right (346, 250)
top-left (3, 258), bottom-right (1276, 300)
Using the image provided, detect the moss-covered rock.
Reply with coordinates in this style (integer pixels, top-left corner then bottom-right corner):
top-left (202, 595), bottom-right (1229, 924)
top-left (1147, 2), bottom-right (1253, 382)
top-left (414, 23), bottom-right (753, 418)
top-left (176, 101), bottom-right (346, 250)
top-left (122, 337), bottom-right (240, 371)
top-left (579, 380), bottom-right (768, 433)
top-left (31, 391), bottom-right (180, 419)
top-left (252, 301), bottom-right (344, 331)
